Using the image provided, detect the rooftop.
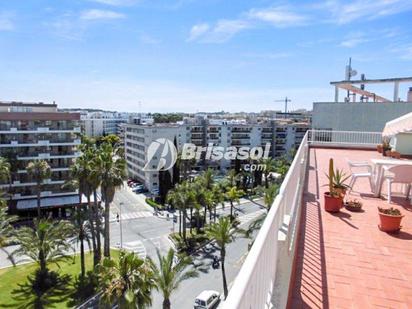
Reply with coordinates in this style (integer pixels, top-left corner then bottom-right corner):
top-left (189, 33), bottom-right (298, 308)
top-left (223, 130), bottom-right (412, 308)
top-left (290, 147), bottom-right (412, 308)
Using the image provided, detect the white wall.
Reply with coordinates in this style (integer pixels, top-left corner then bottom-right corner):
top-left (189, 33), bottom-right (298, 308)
top-left (313, 102), bottom-right (412, 132)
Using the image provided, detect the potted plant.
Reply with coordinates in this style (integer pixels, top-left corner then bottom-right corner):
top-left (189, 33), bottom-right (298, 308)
top-left (381, 137), bottom-right (392, 157)
top-left (344, 199), bottom-right (363, 212)
top-left (377, 144), bottom-right (383, 153)
top-left (378, 207), bottom-right (404, 232)
top-left (324, 158), bottom-right (343, 212)
top-left (331, 169), bottom-right (351, 197)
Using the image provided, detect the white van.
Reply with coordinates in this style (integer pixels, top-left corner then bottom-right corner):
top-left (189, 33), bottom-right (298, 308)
top-left (193, 290), bottom-right (220, 309)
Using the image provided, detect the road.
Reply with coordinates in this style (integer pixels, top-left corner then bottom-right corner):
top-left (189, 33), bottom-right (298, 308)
top-left (0, 185), bottom-right (266, 309)
top-left (110, 185), bottom-right (266, 309)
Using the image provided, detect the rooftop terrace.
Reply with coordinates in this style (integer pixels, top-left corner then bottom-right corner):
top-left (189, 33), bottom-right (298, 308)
top-left (223, 130), bottom-right (412, 309)
top-left (290, 147), bottom-right (412, 308)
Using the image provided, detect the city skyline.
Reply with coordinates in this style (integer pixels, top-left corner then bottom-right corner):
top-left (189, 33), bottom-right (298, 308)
top-left (0, 0), bottom-right (412, 112)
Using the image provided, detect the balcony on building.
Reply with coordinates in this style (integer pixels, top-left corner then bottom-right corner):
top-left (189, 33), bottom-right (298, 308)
top-left (223, 130), bottom-right (412, 308)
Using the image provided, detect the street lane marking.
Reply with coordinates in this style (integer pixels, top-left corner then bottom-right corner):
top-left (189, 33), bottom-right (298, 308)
top-left (238, 210), bottom-right (266, 226)
top-left (110, 211), bottom-right (153, 222)
top-left (122, 240), bottom-right (146, 259)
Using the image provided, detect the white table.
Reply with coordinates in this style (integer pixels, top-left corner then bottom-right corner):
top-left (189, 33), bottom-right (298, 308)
top-left (371, 158), bottom-right (412, 197)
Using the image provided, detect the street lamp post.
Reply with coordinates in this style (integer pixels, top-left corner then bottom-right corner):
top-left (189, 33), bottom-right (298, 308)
top-left (119, 202), bottom-right (123, 249)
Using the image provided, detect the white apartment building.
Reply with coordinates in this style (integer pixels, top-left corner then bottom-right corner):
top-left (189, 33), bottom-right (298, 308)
top-left (124, 115), bottom-right (309, 191)
top-left (124, 124), bottom-right (189, 191)
top-left (81, 111), bottom-right (128, 137)
top-left (0, 101), bottom-right (82, 216)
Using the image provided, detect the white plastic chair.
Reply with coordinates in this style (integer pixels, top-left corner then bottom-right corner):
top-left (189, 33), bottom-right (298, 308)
top-left (383, 165), bottom-right (412, 204)
top-left (347, 160), bottom-right (374, 193)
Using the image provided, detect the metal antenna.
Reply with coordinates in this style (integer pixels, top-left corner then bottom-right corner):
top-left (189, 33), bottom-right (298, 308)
top-left (275, 97), bottom-right (291, 118)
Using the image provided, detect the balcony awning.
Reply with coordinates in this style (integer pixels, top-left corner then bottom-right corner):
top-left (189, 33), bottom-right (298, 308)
top-left (16, 194), bottom-right (99, 210)
top-left (382, 112), bottom-right (412, 137)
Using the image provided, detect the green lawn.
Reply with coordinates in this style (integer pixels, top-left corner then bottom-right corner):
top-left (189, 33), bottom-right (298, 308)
top-left (0, 249), bottom-right (120, 308)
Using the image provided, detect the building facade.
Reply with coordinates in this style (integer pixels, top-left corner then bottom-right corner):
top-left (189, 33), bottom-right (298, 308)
top-left (81, 111), bottom-right (128, 137)
top-left (0, 102), bottom-right (81, 215)
top-left (124, 115), bottom-right (309, 192)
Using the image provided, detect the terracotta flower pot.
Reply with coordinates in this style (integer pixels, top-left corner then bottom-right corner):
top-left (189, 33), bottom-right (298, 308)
top-left (383, 150), bottom-right (392, 157)
top-left (379, 212), bottom-right (404, 232)
top-left (324, 192), bottom-right (343, 212)
top-left (377, 145), bottom-right (383, 153)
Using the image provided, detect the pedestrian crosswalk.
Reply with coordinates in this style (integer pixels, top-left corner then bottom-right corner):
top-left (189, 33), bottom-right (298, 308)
top-left (122, 240), bottom-right (146, 259)
top-left (238, 210), bottom-right (266, 226)
top-left (110, 211), bottom-right (153, 222)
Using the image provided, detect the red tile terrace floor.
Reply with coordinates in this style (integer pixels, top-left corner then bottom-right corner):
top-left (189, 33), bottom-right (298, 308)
top-left (289, 147), bottom-right (412, 309)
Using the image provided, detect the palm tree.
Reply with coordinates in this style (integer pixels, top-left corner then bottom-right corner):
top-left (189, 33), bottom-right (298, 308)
top-left (69, 148), bottom-right (102, 267)
top-left (70, 207), bottom-right (91, 278)
top-left (226, 169), bottom-right (238, 188)
top-left (0, 157), bottom-right (10, 183)
top-left (99, 251), bottom-right (155, 308)
top-left (201, 168), bottom-right (215, 190)
top-left (261, 158), bottom-right (276, 188)
top-left (27, 160), bottom-right (51, 218)
top-left (263, 184), bottom-right (279, 212)
top-left (226, 186), bottom-right (244, 221)
top-left (169, 182), bottom-right (194, 243)
top-left (92, 143), bottom-right (126, 258)
top-left (86, 147), bottom-right (103, 264)
top-left (206, 217), bottom-right (237, 299)
top-left (148, 249), bottom-right (198, 309)
top-left (0, 207), bottom-right (16, 264)
top-left (13, 219), bottom-right (74, 274)
top-left (0, 156), bottom-right (11, 203)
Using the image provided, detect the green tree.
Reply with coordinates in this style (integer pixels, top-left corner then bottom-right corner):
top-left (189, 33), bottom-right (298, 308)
top-left (85, 146), bottom-right (103, 265)
top-left (27, 160), bottom-right (51, 218)
top-left (226, 169), bottom-right (238, 188)
top-left (148, 249), bottom-right (198, 309)
top-left (226, 186), bottom-right (244, 221)
top-left (0, 157), bottom-right (10, 184)
top-left (0, 207), bottom-right (16, 264)
top-left (98, 251), bottom-right (155, 308)
top-left (70, 208), bottom-right (91, 279)
top-left (13, 219), bottom-right (74, 273)
top-left (261, 158), bottom-right (276, 188)
top-left (263, 184), bottom-right (279, 212)
top-left (97, 134), bottom-right (121, 147)
top-left (206, 217), bottom-right (238, 299)
top-left (92, 143), bottom-right (126, 258)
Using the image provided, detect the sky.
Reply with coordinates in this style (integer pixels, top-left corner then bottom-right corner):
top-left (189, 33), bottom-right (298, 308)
top-left (0, 0), bottom-right (411, 113)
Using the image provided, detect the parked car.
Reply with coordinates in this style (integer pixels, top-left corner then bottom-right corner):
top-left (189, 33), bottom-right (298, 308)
top-left (132, 185), bottom-right (144, 193)
top-left (194, 290), bottom-right (220, 309)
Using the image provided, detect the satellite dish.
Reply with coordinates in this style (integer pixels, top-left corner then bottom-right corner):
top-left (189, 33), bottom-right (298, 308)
top-left (351, 70), bottom-right (357, 77)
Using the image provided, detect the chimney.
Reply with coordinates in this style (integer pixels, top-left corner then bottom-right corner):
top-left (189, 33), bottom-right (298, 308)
top-left (408, 87), bottom-right (412, 102)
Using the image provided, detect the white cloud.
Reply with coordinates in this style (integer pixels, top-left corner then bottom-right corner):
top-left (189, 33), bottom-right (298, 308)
top-left (88, 0), bottom-right (140, 6)
top-left (188, 6), bottom-right (306, 43)
top-left (321, 0), bottom-right (412, 24)
top-left (0, 13), bottom-right (14, 31)
top-left (391, 45), bottom-right (412, 60)
top-left (244, 52), bottom-right (292, 59)
top-left (80, 9), bottom-right (125, 20)
top-left (188, 23), bottom-right (210, 41)
top-left (340, 32), bottom-right (370, 48)
top-left (189, 19), bottom-right (252, 43)
top-left (247, 6), bottom-right (307, 27)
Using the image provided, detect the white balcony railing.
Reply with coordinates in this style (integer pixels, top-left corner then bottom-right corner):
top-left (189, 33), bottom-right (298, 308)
top-left (308, 129), bottom-right (381, 148)
top-left (224, 131), bottom-right (309, 309)
top-left (223, 129), bottom-right (382, 309)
